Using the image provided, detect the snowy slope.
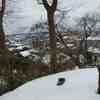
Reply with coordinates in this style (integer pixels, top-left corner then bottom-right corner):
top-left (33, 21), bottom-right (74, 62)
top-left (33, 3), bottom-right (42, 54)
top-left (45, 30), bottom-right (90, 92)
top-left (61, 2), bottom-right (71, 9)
top-left (4, 0), bottom-right (100, 34)
top-left (0, 68), bottom-right (100, 100)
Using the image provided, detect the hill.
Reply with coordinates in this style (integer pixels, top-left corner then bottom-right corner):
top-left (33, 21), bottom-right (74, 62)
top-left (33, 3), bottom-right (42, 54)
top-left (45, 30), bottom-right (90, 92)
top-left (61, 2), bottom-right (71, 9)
top-left (0, 68), bottom-right (100, 100)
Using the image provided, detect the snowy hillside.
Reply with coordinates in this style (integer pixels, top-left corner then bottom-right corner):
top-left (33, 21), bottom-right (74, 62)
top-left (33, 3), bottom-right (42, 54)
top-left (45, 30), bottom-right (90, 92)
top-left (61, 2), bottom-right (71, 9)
top-left (1, 68), bottom-right (100, 100)
top-left (4, 0), bottom-right (100, 34)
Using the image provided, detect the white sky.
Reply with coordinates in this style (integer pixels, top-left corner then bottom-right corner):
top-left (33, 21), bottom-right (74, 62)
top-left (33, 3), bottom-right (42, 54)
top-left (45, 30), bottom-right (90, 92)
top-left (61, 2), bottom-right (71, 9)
top-left (3, 0), bottom-right (100, 34)
top-left (4, 0), bottom-right (46, 34)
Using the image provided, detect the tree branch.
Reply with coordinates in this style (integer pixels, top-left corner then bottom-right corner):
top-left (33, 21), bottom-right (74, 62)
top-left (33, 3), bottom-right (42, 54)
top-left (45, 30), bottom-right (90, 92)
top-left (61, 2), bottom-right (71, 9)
top-left (42, 0), bottom-right (49, 10)
top-left (51, 0), bottom-right (57, 12)
top-left (0, 0), bottom-right (5, 15)
top-left (0, 0), bottom-right (5, 16)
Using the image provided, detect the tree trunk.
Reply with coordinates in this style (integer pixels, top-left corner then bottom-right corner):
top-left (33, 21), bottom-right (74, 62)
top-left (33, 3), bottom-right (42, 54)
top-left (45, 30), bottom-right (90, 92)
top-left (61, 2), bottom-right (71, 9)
top-left (83, 23), bottom-right (89, 65)
top-left (41, 0), bottom-right (58, 72)
top-left (0, 0), bottom-right (6, 53)
top-left (47, 10), bottom-right (57, 72)
top-left (0, 15), bottom-right (5, 53)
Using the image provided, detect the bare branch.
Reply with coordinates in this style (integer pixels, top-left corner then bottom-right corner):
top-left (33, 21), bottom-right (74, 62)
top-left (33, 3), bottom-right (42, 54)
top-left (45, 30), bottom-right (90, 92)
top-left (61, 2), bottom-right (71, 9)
top-left (41, 0), bottom-right (49, 10)
top-left (51, 0), bottom-right (57, 12)
top-left (0, 0), bottom-right (5, 16)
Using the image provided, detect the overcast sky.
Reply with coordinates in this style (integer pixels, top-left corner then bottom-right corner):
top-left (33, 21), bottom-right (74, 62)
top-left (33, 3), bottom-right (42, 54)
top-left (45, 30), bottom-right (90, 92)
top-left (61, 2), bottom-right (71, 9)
top-left (3, 0), bottom-right (100, 35)
top-left (4, 0), bottom-right (45, 35)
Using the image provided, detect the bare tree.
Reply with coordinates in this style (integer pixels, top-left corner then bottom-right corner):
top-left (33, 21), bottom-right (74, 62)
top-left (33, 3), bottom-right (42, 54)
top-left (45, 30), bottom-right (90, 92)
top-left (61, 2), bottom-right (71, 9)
top-left (55, 9), bottom-right (80, 67)
top-left (77, 13), bottom-right (99, 64)
top-left (36, 1), bottom-right (81, 69)
top-left (37, 0), bottom-right (58, 72)
top-left (55, 9), bottom-right (70, 32)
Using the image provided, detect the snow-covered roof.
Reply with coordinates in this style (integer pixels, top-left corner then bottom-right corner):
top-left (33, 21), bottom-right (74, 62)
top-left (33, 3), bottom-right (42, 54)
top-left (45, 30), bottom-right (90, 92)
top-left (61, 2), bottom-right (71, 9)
top-left (19, 49), bottom-right (39, 57)
top-left (88, 47), bottom-right (100, 54)
top-left (8, 47), bottom-right (15, 51)
top-left (87, 37), bottom-right (100, 40)
top-left (20, 50), bottom-right (30, 57)
top-left (16, 46), bottom-right (24, 50)
top-left (29, 49), bottom-right (39, 53)
top-left (63, 36), bottom-right (68, 39)
top-left (67, 44), bottom-right (74, 47)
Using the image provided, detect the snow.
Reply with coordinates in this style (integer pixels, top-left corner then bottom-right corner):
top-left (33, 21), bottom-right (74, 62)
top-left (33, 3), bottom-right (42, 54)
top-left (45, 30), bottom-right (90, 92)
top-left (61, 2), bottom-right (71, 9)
top-left (19, 49), bottom-right (39, 57)
top-left (88, 47), bottom-right (100, 54)
top-left (20, 50), bottom-right (30, 57)
top-left (88, 37), bottom-right (100, 40)
top-left (67, 43), bottom-right (74, 47)
top-left (16, 46), bottom-right (24, 50)
top-left (43, 54), bottom-right (50, 64)
top-left (29, 49), bottom-right (39, 53)
top-left (63, 36), bottom-right (68, 39)
top-left (8, 47), bottom-right (15, 51)
top-left (12, 43), bottom-right (23, 47)
top-left (0, 68), bottom-right (100, 100)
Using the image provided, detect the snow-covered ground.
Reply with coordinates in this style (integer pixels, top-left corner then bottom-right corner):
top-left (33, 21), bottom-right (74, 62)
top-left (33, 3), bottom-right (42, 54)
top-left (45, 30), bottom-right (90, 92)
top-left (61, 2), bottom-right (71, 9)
top-left (0, 68), bottom-right (100, 100)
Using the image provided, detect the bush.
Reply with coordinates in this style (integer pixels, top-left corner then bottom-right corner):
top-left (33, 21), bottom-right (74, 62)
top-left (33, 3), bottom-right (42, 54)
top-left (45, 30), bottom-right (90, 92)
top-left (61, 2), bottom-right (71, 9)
top-left (0, 52), bottom-right (34, 95)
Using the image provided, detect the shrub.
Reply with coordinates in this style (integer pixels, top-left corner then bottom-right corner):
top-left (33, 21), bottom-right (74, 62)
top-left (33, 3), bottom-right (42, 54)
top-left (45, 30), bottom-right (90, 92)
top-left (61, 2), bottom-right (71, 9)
top-left (0, 52), bottom-right (33, 95)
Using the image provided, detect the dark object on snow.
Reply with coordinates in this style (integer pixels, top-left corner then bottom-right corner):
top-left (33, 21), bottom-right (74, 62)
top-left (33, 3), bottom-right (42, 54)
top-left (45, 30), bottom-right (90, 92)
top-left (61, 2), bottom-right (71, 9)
top-left (56, 78), bottom-right (66, 86)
